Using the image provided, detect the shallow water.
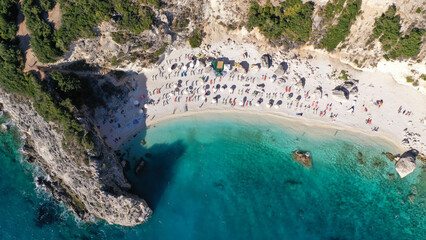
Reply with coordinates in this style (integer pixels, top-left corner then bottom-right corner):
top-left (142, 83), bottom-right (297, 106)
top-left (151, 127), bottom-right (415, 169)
top-left (0, 113), bottom-right (424, 239)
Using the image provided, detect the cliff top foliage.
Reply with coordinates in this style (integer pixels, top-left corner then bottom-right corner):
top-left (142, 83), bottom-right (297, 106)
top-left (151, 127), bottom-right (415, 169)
top-left (22, 0), bottom-right (156, 63)
top-left (247, 0), bottom-right (314, 44)
top-left (1, 0), bottom-right (94, 163)
top-left (320, 0), bottom-right (362, 51)
top-left (189, 29), bottom-right (203, 48)
top-left (372, 5), bottom-right (425, 60)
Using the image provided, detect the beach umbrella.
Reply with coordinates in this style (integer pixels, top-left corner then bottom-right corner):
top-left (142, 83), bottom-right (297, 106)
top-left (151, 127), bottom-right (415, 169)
top-left (182, 65), bottom-right (188, 71)
top-left (239, 101), bottom-right (244, 106)
top-left (190, 62), bottom-right (194, 68)
top-left (201, 89), bottom-right (206, 93)
top-left (255, 102), bottom-right (260, 107)
top-left (220, 88), bottom-right (224, 92)
top-left (213, 88), bottom-right (217, 93)
top-left (274, 105), bottom-right (279, 109)
top-left (266, 103), bottom-right (272, 108)
top-left (194, 60), bottom-right (200, 68)
top-left (184, 90), bottom-right (189, 95)
top-left (229, 89), bottom-right (233, 93)
top-left (211, 99), bottom-right (217, 103)
top-left (168, 68), bottom-right (172, 72)
top-left (138, 109), bottom-right (144, 114)
top-left (144, 104), bottom-right (148, 108)
top-left (133, 100), bottom-right (139, 105)
top-left (201, 96), bottom-right (206, 100)
top-left (170, 92), bottom-right (175, 97)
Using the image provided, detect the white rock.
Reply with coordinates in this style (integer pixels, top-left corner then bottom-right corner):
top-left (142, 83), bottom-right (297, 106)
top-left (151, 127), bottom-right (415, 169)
top-left (395, 153), bottom-right (416, 178)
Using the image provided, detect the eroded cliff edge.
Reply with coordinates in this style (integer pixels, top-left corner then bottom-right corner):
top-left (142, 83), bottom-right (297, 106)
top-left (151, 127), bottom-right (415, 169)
top-left (0, 89), bottom-right (152, 226)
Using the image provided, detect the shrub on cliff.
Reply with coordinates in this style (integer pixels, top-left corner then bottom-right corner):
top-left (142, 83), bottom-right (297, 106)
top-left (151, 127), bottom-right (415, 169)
top-left (113, 0), bottom-right (154, 34)
top-left (320, 0), bottom-right (362, 51)
top-left (372, 5), bottom-right (425, 59)
top-left (189, 29), bottom-right (202, 48)
top-left (247, 0), bottom-right (314, 43)
top-left (22, 0), bottom-right (63, 63)
top-left (0, 0), bottom-right (18, 41)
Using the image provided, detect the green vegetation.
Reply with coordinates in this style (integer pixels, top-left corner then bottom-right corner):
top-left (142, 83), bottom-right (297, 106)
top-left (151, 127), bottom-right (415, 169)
top-left (372, 5), bottom-right (401, 50)
top-left (406, 76), bottom-right (414, 83)
top-left (113, 0), bottom-right (154, 34)
top-left (0, 0), bottom-right (19, 41)
top-left (65, 60), bottom-right (96, 72)
top-left (139, 0), bottom-right (161, 8)
top-left (23, 0), bottom-right (156, 62)
top-left (40, 0), bottom-right (55, 12)
top-left (172, 18), bottom-right (190, 31)
top-left (154, 43), bottom-right (168, 57)
top-left (421, 74), bottom-right (426, 81)
top-left (416, 7), bottom-right (421, 14)
top-left (372, 5), bottom-right (425, 59)
top-left (323, 0), bottom-right (346, 22)
top-left (320, 0), bottom-right (362, 51)
top-left (1, 2), bottom-right (94, 163)
top-left (111, 32), bottom-right (131, 44)
top-left (388, 28), bottom-right (425, 59)
top-left (339, 70), bottom-right (350, 80)
top-left (54, 0), bottom-right (112, 53)
top-left (247, 0), bottom-right (314, 43)
top-left (22, 0), bottom-right (63, 63)
top-left (189, 29), bottom-right (202, 48)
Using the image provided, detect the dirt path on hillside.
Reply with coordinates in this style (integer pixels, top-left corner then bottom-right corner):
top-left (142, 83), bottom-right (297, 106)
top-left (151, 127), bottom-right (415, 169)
top-left (16, 0), bottom-right (41, 73)
top-left (48, 2), bottom-right (62, 30)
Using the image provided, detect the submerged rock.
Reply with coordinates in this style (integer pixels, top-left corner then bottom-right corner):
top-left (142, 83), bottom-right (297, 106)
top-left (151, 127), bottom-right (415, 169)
top-left (382, 152), bottom-right (397, 161)
top-left (386, 173), bottom-right (395, 179)
top-left (292, 151), bottom-right (312, 169)
top-left (395, 149), bottom-right (418, 178)
top-left (358, 152), bottom-right (365, 165)
top-left (135, 157), bottom-right (146, 175)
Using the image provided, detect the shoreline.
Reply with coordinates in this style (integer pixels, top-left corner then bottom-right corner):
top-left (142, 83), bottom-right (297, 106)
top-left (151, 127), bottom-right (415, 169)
top-left (96, 41), bottom-right (425, 155)
top-left (135, 109), bottom-right (404, 153)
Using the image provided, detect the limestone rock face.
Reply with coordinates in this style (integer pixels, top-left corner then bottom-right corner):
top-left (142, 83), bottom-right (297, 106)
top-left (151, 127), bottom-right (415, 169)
top-left (395, 150), bottom-right (418, 178)
top-left (0, 90), bottom-right (152, 226)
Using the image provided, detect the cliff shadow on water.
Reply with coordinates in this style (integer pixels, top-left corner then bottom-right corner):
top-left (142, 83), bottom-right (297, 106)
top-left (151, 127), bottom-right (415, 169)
top-left (121, 132), bottom-right (186, 211)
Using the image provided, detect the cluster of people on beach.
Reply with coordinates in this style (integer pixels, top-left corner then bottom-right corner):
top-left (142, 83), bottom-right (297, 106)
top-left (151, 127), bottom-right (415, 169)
top-left (98, 41), bottom-right (425, 148)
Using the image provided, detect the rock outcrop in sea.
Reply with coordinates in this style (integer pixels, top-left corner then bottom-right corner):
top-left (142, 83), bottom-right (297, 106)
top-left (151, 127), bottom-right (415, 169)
top-left (0, 90), bottom-right (152, 226)
top-left (292, 151), bottom-right (312, 169)
top-left (395, 149), bottom-right (418, 178)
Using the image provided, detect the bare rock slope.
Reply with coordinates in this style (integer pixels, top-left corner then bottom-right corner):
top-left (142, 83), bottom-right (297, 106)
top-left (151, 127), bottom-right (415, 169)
top-left (0, 90), bottom-right (152, 226)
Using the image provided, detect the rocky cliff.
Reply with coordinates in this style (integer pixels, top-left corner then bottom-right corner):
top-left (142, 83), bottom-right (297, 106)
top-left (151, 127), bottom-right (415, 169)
top-left (0, 90), bottom-right (152, 226)
top-left (53, 0), bottom-right (424, 93)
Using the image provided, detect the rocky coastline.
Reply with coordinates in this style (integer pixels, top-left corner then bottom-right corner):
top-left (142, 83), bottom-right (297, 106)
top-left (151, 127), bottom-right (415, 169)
top-left (0, 89), bottom-right (152, 226)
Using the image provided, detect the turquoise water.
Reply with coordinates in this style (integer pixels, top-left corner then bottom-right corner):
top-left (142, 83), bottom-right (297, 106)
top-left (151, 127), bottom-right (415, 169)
top-left (0, 113), bottom-right (424, 239)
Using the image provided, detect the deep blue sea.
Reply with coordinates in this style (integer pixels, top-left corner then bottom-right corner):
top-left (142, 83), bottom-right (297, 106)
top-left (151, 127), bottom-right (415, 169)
top-left (0, 113), bottom-right (424, 240)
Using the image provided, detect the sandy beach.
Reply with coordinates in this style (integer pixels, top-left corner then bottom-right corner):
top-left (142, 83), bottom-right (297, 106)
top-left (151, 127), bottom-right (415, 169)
top-left (94, 41), bottom-right (426, 154)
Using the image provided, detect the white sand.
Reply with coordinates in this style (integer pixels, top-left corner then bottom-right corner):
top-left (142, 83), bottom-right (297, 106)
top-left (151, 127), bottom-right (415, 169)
top-left (94, 41), bottom-right (426, 154)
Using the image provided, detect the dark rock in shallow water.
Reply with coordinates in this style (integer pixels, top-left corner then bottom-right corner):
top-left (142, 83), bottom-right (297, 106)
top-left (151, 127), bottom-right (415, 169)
top-left (135, 157), bottom-right (146, 175)
top-left (358, 152), bottom-right (365, 165)
top-left (145, 153), bottom-right (153, 158)
top-left (386, 173), bottom-right (395, 179)
top-left (292, 151), bottom-right (312, 168)
top-left (121, 160), bottom-right (130, 171)
top-left (36, 202), bottom-right (61, 227)
top-left (382, 152), bottom-right (397, 161)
